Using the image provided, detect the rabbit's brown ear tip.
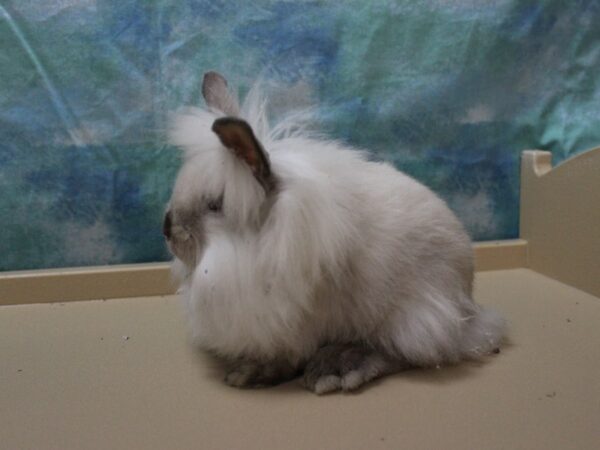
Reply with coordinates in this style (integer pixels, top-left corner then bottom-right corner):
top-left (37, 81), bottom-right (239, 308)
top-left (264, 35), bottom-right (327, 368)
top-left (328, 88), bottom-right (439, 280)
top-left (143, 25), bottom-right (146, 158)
top-left (203, 71), bottom-right (227, 85)
top-left (212, 117), bottom-right (251, 133)
top-left (211, 117), bottom-right (227, 135)
top-left (211, 118), bottom-right (255, 154)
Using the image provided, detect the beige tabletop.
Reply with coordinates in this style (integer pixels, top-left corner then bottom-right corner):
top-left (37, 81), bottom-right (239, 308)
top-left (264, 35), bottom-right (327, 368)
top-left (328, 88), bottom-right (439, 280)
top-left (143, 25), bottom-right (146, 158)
top-left (1, 268), bottom-right (599, 450)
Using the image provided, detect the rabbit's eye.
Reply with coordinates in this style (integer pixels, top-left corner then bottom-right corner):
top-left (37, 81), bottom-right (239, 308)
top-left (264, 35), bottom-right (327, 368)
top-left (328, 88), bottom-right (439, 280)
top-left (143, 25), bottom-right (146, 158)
top-left (207, 199), bottom-right (222, 213)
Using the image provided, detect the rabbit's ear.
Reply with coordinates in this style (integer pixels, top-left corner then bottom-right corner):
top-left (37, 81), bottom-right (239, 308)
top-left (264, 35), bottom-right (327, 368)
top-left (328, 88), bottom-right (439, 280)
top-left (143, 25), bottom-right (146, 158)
top-left (202, 72), bottom-right (240, 116)
top-left (212, 117), bottom-right (274, 191)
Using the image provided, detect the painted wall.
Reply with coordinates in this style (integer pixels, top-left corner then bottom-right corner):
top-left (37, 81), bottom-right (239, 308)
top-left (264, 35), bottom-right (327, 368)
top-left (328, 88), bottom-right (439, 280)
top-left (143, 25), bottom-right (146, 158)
top-left (1, 0), bottom-right (599, 271)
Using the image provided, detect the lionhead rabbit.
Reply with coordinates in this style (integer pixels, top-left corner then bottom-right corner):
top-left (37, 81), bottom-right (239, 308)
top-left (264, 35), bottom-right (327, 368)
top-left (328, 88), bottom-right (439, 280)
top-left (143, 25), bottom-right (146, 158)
top-left (164, 72), bottom-right (506, 394)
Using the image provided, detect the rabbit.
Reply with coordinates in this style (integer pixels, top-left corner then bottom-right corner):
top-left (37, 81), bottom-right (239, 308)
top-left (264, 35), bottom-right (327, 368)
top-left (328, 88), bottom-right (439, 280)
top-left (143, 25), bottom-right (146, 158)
top-left (163, 71), bottom-right (506, 394)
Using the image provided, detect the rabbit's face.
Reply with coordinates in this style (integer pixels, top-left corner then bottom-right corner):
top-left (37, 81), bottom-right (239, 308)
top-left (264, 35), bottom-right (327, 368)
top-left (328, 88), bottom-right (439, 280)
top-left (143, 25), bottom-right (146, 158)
top-left (164, 73), bottom-right (275, 269)
top-left (163, 176), bottom-right (223, 268)
top-left (162, 207), bottom-right (201, 268)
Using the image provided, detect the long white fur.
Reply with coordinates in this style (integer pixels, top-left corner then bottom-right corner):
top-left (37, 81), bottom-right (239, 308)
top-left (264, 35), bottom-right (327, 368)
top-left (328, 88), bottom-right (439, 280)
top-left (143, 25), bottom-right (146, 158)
top-left (168, 83), bottom-right (506, 368)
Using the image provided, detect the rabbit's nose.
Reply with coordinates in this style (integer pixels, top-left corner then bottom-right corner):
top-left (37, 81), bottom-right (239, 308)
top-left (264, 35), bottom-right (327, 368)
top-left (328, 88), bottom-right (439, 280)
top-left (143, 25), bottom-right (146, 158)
top-left (162, 211), bottom-right (172, 239)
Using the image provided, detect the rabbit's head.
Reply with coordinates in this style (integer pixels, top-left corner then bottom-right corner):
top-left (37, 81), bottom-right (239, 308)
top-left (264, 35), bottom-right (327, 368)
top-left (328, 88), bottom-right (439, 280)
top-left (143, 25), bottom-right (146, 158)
top-left (163, 72), bottom-right (275, 268)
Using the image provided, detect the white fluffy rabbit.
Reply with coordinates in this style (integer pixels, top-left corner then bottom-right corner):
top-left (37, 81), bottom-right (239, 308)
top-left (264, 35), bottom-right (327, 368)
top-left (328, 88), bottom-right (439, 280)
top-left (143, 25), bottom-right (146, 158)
top-left (164, 72), bottom-right (506, 394)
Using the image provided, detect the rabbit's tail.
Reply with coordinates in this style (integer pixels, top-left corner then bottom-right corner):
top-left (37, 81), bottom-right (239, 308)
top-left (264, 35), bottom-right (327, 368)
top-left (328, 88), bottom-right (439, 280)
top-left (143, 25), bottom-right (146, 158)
top-left (459, 304), bottom-right (507, 359)
top-left (388, 291), bottom-right (506, 366)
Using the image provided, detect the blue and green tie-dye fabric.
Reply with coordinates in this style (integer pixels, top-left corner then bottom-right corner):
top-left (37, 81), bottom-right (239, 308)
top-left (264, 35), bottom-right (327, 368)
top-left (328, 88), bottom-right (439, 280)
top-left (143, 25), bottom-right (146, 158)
top-left (1, 1), bottom-right (599, 271)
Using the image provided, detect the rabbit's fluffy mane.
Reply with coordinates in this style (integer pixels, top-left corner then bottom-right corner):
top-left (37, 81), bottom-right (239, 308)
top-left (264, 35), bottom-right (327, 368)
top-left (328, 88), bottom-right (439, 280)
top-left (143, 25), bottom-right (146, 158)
top-left (169, 88), bottom-right (370, 360)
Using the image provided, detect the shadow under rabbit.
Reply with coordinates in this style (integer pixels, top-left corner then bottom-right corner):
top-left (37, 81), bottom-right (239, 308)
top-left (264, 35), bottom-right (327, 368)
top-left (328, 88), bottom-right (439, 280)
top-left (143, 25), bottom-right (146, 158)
top-left (186, 345), bottom-right (508, 395)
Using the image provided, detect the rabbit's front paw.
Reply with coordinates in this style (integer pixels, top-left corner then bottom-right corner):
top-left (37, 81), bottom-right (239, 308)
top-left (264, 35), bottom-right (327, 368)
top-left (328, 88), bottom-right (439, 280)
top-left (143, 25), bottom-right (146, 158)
top-left (224, 359), bottom-right (298, 388)
top-left (303, 344), bottom-right (407, 395)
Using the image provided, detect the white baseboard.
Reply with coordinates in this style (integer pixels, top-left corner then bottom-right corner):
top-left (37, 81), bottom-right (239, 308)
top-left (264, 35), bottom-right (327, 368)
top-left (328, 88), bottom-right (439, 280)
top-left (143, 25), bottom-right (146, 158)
top-left (0, 263), bottom-right (175, 306)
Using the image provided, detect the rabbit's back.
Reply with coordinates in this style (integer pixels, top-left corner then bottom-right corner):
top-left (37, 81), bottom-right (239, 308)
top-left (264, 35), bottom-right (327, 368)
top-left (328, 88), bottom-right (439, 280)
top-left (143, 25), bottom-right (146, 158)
top-left (271, 141), bottom-right (478, 355)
